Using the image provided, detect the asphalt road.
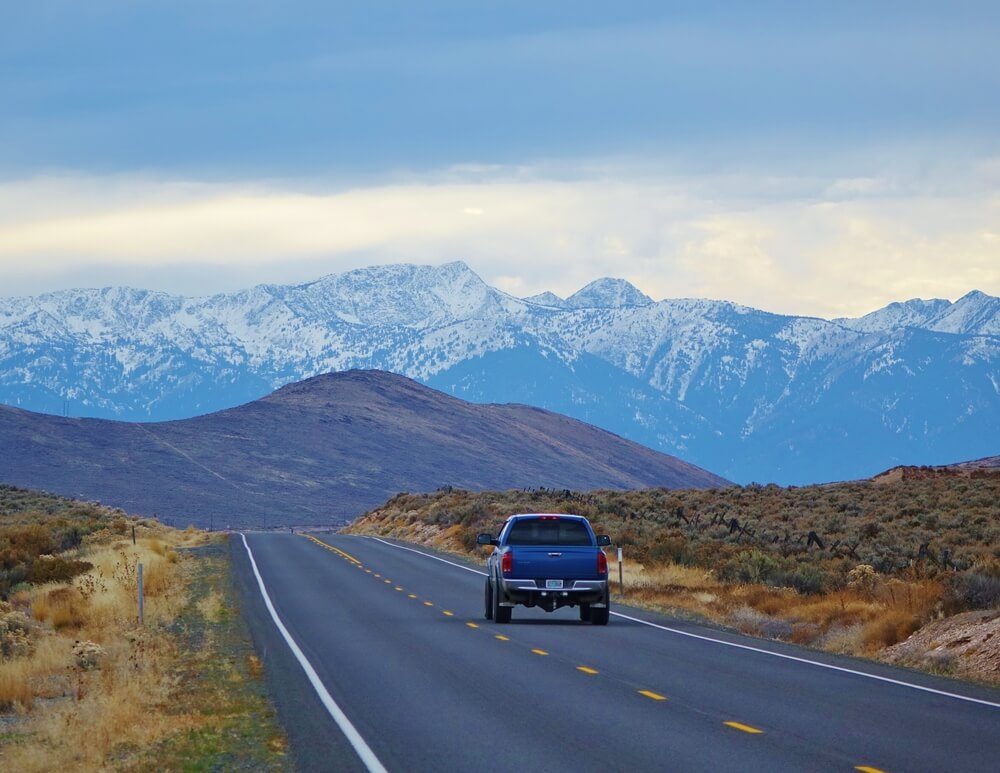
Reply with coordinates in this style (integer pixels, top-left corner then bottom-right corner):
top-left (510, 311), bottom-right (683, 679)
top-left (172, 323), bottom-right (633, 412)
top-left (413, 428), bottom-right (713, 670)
top-left (231, 532), bottom-right (1000, 773)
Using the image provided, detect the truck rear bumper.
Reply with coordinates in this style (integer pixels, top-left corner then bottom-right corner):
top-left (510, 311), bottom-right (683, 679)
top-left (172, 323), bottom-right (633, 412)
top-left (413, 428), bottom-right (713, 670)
top-left (498, 578), bottom-right (608, 609)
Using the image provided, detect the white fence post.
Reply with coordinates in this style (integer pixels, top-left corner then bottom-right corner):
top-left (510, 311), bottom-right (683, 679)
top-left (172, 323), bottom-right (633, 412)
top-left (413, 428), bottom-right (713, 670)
top-left (138, 562), bottom-right (144, 625)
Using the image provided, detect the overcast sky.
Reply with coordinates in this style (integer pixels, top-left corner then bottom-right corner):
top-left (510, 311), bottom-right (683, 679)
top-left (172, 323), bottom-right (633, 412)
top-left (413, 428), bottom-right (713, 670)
top-left (1, 1), bottom-right (998, 316)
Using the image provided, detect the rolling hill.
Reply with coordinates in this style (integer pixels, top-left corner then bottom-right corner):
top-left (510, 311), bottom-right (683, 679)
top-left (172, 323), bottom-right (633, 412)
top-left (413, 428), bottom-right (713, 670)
top-left (0, 370), bottom-right (728, 528)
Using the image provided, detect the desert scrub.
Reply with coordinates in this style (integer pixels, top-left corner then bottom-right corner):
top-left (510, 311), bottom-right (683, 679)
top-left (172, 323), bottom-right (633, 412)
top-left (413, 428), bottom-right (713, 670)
top-left (0, 534), bottom-right (288, 771)
top-left (0, 486), bottom-right (286, 770)
top-left (345, 477), bottom-right (997, 674)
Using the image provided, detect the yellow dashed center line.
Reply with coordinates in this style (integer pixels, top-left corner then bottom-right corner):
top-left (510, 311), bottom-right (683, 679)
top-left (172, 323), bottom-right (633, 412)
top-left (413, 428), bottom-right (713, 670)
top-left (302, 535), bottom-right (361, 564)
top-left (855, 767), bottom-right (888, 773)
top-left (724, 721), bottom-right (763, 734)
top-left (303, 533), bottom-right (712, 721)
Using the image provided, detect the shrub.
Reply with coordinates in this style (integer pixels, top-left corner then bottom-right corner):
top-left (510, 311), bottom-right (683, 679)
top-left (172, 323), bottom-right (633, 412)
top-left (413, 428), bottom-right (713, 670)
top-left (27, 556), bottom-right (93, 584)
top-left (785, 564), bottom-right (828, 595)
top-left (649, 534), bottom-right (690, 565)
top-left (860, 611), bottom-right (922, 651)
top-left (726, 550), bottom-right (780, 584)
top-left (847, 564), bottom-right (879, 598)
top-left (0, 601), bottom-right (33, 659)
top-left (945, 571), bottom-right (1000, 612)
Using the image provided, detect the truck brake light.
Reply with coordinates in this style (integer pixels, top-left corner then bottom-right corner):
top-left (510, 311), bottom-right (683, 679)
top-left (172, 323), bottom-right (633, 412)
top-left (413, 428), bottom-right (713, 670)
top-left (501, 551), bottom-right (513, 575)
top-left (597, 550), bottom-right (608, 576)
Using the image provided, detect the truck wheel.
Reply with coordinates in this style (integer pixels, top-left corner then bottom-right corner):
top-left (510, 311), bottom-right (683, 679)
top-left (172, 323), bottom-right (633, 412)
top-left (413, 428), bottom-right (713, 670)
top-left (484, 580), bottom-right (494, 620)
top-left (579, 603), bottom-right (591, 622)
top-left (591, 601), bottom-right (610, 626)
top-left (492, 579), bottom-right (511, 624)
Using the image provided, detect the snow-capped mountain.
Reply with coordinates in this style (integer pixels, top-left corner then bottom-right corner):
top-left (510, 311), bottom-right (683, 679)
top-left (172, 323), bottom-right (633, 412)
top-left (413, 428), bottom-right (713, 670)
top-left (562, 278), bottom-right (654, 309)
top-left (837, 290), bottom-right (1000, 336)
top-left (1, 261), bottom-right (997, 484)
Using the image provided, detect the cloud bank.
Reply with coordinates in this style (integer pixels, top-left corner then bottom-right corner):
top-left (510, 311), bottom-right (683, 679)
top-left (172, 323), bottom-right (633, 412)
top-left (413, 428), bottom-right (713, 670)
top-left (0, 157), bottom-right (997, 318)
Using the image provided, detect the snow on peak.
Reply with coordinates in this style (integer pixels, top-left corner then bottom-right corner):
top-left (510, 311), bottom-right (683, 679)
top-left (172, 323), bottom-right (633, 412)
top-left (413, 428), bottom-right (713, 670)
top-left (302, 260), bottom-right (497, 327)
top-left (838, 290), bottom-right (998, 336)
top-left (928, 290), bottom-right (999, 336)
top-left (523, 291), bottom-right (565, 307)
top-left (564, 278), bottom-right (653, 309)
top-left (838, 297), bottom-right (952, 334)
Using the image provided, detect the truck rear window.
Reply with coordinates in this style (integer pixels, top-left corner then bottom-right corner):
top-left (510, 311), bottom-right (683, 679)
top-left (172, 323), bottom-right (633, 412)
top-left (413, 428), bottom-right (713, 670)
top-left (506, 519), bottom-right (593, 546)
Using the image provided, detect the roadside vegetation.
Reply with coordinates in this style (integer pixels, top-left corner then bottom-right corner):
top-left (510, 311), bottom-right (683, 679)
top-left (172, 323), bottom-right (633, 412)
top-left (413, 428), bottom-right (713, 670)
top-left (345, 467), bottom-right (1000, 684)
top-left (0, 485), bottom-right (290, 771)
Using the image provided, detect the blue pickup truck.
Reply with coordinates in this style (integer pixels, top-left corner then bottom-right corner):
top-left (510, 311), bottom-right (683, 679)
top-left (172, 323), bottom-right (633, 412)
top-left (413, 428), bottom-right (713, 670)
top-left (477, 514), bottom-right (613, 625)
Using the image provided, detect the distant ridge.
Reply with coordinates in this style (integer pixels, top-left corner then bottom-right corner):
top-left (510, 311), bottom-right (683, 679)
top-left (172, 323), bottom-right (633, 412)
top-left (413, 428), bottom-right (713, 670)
top-left (0, 260), bottom-right (996, 484)
top-left (872, 455), bottom-right (1000, 484)
top-left (0, 370), bottom-right (728, 528)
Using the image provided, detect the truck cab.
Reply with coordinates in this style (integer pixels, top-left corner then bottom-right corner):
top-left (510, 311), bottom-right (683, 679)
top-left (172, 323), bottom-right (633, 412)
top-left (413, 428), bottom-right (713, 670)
top-left (478, 514), bottom-right (612, 625)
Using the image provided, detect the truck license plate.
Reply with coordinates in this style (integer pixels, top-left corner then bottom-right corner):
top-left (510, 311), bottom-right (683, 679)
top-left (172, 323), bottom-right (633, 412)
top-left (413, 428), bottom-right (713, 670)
top-left (545, 579), bottom-right (564, 589)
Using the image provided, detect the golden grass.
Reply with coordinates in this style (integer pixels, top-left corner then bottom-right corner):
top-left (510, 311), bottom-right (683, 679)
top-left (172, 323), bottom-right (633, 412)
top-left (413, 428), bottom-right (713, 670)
top-left (612, 559), bottom-right (942, 653)
top-left (0, 523), bottom-right (213, 769)
top-left (860, 611), bottom-right (923, 653)
top-left (0, 638), bottom-right (73, 711)
top-left (6, 645), bottom-right (196, 772)
top-left (31, 587), bottom-right (86, 630)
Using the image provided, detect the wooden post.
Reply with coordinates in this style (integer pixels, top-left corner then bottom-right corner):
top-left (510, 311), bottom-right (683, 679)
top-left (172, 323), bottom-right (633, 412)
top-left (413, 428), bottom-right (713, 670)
top-left (138, 562), bottom-right (144, 625)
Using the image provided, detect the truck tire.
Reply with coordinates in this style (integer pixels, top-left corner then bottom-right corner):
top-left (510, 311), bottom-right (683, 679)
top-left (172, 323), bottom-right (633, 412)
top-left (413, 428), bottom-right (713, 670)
top-left (579, 603), bottom-right (591, 622)
top-left (492, 579), bottom-right (511, 624)
top-left (591, 599), bottom-right (610, 626)
top-left (484, 580), bottom-right (494, 620)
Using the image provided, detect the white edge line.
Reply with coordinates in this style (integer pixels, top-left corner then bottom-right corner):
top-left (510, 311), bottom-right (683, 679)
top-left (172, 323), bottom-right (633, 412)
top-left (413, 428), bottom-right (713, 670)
top-left (363, 535), bottom-right (1000, 710)
top-left (240, 533), bottom-right (389, 773)
top-left (370, 536), bottom-right (487, 575)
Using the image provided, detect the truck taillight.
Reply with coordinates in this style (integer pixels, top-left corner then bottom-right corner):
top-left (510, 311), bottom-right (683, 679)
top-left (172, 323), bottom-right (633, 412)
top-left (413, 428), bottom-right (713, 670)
top-left (597, 550), bottom-right (608, 576)
top-left (501, 551), bottom-right (513, 575)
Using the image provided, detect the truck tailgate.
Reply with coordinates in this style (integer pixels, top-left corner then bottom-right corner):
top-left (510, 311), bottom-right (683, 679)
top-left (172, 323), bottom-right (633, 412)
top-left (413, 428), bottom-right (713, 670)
top-left (509, 547), bottom-right (599, 580)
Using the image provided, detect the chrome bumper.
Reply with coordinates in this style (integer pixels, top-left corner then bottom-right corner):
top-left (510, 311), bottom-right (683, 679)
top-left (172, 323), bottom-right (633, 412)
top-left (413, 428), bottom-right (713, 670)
top-left (498, 578), bottom-right (608, 607)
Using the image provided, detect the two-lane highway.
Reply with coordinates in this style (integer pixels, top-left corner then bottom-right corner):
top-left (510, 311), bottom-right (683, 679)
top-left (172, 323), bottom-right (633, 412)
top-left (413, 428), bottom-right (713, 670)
top-left (231, 532), bottom-right (1000, 772)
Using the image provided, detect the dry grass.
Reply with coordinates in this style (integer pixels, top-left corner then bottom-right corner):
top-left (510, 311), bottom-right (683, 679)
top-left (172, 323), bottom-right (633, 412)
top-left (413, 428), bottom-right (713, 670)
top-left (197, 590), bottom-right (225, 623)
top-left (2, 488), bottom-right (289, 769)
top-left (30, 587), bottom-right (86, 630)
top-left (1, 519), bottom-right (199, 768)
top-left (600, 557), bottom-right (943, 655)
top-left (0, 637), bottom-right (73, 712)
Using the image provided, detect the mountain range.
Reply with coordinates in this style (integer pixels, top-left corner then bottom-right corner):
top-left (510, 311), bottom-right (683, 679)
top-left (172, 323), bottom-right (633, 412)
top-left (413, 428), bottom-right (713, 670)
top-left (1, 261), bottom-right (997, 484)
top-left (0, 370), bottom-right (726, 527)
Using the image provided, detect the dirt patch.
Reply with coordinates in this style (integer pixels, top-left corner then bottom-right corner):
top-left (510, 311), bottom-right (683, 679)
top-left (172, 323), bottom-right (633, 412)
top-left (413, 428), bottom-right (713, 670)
top-left (882, 609), bottom-right (1000, 684)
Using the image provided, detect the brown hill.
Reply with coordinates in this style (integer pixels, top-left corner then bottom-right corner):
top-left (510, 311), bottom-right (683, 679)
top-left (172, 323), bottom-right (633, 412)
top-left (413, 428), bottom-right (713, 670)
top-left (0, 370), bottom-right (728, 528)
top-left (872, 455), bottom-right (1000, 484)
